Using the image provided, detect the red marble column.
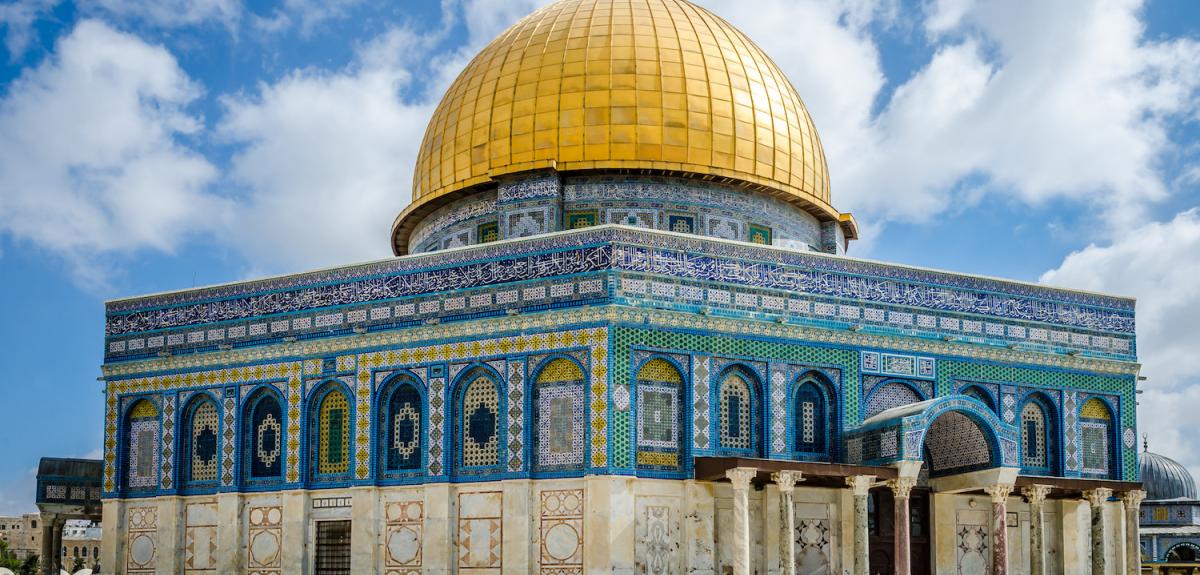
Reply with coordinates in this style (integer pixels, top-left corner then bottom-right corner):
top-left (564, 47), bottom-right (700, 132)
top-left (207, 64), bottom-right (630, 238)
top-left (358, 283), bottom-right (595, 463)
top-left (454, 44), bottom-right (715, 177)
top-left (985, 484), bottom-right (1014, 575)
top-left (890, 477), bottom-right (916, 575)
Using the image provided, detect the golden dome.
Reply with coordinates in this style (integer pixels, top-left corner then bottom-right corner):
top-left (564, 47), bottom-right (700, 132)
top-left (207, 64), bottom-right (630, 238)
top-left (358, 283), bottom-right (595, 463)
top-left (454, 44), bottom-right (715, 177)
top-left (395, 0), bottom-right (851, 251)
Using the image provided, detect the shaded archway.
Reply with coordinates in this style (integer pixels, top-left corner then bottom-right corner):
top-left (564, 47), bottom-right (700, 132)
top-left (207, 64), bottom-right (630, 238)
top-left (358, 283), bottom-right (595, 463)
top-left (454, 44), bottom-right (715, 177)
top-left (922, 410), bottom-right (999, 477)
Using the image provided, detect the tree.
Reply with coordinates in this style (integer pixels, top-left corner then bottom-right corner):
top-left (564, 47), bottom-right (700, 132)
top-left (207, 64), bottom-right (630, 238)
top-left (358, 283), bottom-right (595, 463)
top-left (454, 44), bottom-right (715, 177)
top-left (0, 540), bottom-right (23, 570)
top-left (71, 556), bottom-right (85, 573)
top-left (18, 554), bottom-right (39, 575)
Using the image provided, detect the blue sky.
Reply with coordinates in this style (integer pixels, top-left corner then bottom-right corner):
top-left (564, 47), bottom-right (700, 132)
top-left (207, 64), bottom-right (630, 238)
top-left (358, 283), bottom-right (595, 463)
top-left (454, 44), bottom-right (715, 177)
top-left (0, 0), bottom-right (1198, 514)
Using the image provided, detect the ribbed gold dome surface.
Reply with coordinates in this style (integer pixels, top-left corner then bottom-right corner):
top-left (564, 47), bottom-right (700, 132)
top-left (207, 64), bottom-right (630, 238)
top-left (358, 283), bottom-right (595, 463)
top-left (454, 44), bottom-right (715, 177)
top-left (404, 0), bottom-right (836, 222)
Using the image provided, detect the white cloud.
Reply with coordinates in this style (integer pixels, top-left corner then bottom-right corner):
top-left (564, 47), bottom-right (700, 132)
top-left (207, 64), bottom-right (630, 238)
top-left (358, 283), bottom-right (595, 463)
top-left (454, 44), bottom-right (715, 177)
top-left (697, 0), bottom-right (1200, 241)
top-left (218, 27), bottom-right (439, 272)
top-left (0, 20), bottom-right (225, 284)
top-left (86, 0), bottom-right (241, 29)
top-left (847, 0), bottom-right (1200, 233)
top-left (1041, 208), bottom-right (1200, 482)
top-left (0, 0), bottom-right (58, 59)
top-left (703, 0), bottom-right (889, 202)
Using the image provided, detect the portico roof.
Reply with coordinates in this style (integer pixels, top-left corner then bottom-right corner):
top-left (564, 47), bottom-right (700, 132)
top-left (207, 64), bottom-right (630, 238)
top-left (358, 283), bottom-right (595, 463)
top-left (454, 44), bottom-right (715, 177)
top-left (694, 456), bottom-right (898, 488)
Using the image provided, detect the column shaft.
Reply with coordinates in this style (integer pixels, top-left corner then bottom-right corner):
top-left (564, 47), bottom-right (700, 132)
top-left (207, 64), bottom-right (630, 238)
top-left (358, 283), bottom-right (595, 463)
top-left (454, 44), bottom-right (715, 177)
top-left (894, 495), bottom-right (910, 575)
top-left (890, 477), bottom-right (916, 575)
top-left (727, 468), bottom-right (756, 575)
top-left (1086, 488), bottom-right (1114, 575)
top-left (52, 519), bottom-right (63, 574)
top-left (1123, 491), bottom-right (1147, 575)
top-left (992, 498), bottom-right (1008, 575)
top-left (984, 483), bottom-right (1014, 575)
top-left (1021, 485), bottom-right (1052, 575)
top-left (846, 475), bottom-right (874, 575)
top-left (772, 471), bottom-right (802, 575)
top-left (39, 517), bottom-right (54, 575)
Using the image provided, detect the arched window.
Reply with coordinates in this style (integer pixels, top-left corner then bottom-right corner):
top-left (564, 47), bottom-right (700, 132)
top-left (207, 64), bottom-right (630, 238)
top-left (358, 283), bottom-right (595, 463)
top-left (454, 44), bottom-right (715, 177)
top-left (717, 368), bottom-right (760, 456)
top-left (635, 358), bottom-right (683, 471)
top-left (962, 386), bottom-right (995, 413)
top-left (793, 376), bottom-right (832, 458)
top-left (865, 381), bottom-right (922, 419)
top-left (1167, 544), bottom-right (1199, 562)
top-left (242, 389), bottom-right (284, 483)
top-left (378, 376), bottom-right (423, 478)
top-left (1020, 395), bottom-right (1056, 475)
top-left (181, 396), bottom-right (220, 487)
top-left (123, 399), bottom-right (160, 493)
top-left (1080, 397), bottom-right (1115, 478)
top-left (310, 385), bottom-right (352, 480)
top-left (456, 369), bottom-right (503, 475)
top-left (534, 358), bottom-right (586, 472)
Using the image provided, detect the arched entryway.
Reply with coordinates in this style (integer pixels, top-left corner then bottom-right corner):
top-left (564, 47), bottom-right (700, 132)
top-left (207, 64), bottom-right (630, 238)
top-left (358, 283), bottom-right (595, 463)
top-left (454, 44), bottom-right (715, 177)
top-left (922, 410), bottom-right (998, 477)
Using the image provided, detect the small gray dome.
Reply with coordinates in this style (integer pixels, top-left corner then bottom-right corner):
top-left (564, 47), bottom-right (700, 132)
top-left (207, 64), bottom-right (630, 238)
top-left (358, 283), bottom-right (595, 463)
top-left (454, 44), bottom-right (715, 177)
top-left (1141, 451), bottom-right (1197, 500)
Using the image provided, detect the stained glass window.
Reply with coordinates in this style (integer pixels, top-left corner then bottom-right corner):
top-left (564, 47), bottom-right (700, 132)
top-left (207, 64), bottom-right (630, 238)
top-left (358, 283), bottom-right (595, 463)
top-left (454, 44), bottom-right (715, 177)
top-left (534, 359), bottom-right (585, 471)
top-left (459, 374), bottom-right (500, 469)
top-left (1020, 401), bottom-right (1048, 471)
top-left (381, 379), bottom-right (422, 474)
top-left (1080, 398), bottom-right (1113, 477)
top-left (719, 373), bottom-right (753, 451)
top-left (184, 398), bottom-right (219, 485)
top-left (244, 392), bottom-right (283, 480)
top-left (636, 358), bottom-right (682, 470)
top-left (794, 381), bottom-right (826, 455)
top-left (315, 389), bottom-right (351, 476)
top-left (124, 400), bottom-right (159, 492)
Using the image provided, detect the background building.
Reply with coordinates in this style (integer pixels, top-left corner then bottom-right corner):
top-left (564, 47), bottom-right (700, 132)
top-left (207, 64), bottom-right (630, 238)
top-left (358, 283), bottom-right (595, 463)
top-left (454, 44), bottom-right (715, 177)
top-left (60, 520), bottom-right (101, 571)
top-left (0, 513), bottom-right (41, 560)
top-left (99, 1), bottom-right (1146, 574)
top-left (1140, 445), bottom-right (1200, 573)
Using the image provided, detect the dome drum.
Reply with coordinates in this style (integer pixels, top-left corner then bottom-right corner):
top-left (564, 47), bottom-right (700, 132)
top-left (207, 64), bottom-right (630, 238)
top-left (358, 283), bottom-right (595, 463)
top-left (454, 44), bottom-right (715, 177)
top-left (400, 170), bottom-right (849, 255)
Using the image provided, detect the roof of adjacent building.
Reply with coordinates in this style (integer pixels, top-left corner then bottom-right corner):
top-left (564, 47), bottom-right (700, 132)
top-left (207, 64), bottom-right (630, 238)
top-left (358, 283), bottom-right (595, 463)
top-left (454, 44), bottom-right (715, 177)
top-left (1142, 450), bottom-right (1198, 501)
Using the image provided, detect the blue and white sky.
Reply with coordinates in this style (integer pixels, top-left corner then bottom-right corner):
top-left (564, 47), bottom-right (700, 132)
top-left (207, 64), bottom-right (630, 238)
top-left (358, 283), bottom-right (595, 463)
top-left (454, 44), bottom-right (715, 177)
top-left (0, 0), bottom-right (1198, 514)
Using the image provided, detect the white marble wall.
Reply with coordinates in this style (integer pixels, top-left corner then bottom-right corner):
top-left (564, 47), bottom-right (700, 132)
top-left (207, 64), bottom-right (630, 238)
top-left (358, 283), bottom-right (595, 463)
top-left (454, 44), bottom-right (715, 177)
top-left (99, 480), bottom-right (1127, 575)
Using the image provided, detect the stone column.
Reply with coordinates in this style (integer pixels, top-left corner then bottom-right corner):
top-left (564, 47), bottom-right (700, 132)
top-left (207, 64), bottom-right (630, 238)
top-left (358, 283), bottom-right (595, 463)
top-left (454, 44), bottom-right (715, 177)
top-left (1122, 490), bottom-right (1146, 575)
top-left (39, 513), bottom-right (56, 575)
top-left (1085, 488), bottom-right (1114, 575)
top-left (846, 475), bottom-right (875, 575)
top-left (984, 483), bottom-right (1014, 575)
top-left (773, 471), bottom-right (803, 575)
top-left (1021, 484), bottom-right (1053, 575)
top-left (726, 467), bottom-right (757, 575)
top-left (890, 477), bottom-right (917, 575)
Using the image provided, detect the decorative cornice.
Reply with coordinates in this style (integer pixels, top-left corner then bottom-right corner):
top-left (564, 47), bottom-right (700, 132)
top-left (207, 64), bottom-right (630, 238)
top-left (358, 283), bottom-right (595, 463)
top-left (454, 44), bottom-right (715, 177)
top-left (103, 306), bottom-right (1140, 381)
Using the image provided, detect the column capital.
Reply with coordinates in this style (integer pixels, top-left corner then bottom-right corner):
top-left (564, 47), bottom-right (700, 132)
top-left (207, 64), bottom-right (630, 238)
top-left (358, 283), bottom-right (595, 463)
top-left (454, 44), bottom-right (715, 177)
top-left (983, 483), bottom-right (1014, 504)
top-left (888, 476), bottom-right (918, 500)
top-left (1021, 484), bottom-right (1053, 505)
top-left (846, 475), bottom-right (875, 496)
top-left (1121, 489), bottom-right (1147, 510)
top-left (726, 467), bottom-right (757, 490)
top-left (771, 470), bottom-right (803, 493)
top-left (1083, 487), bottom-right (1114, 507)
